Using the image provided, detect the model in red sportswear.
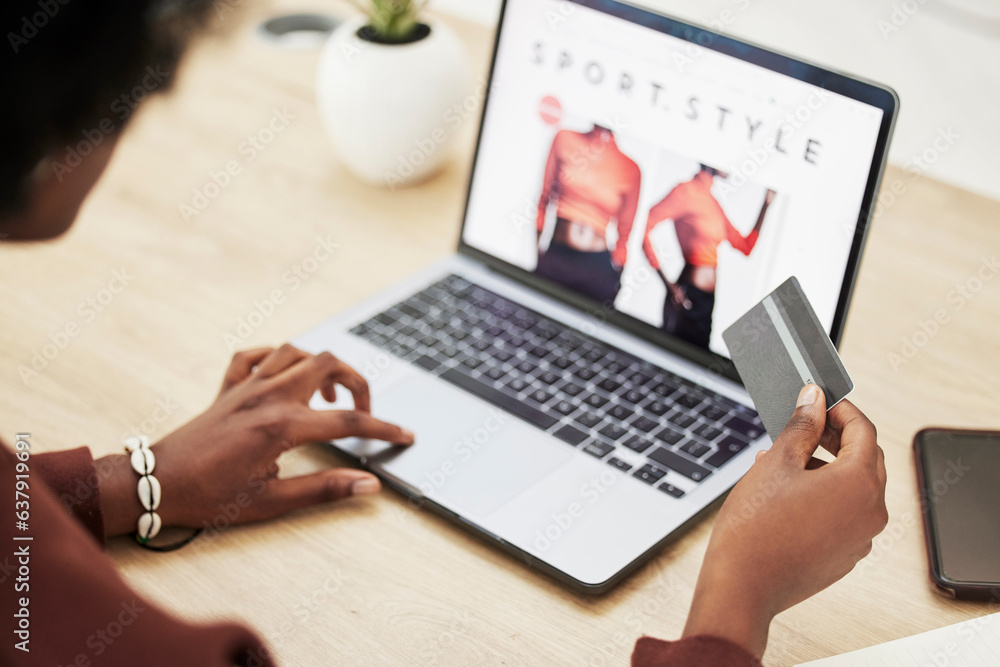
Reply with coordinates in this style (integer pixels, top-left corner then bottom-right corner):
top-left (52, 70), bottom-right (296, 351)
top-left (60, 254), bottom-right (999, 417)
top-left (642, 165), bottom-right (776, 347)
top-left (535, 125), bottom-right (642, 305)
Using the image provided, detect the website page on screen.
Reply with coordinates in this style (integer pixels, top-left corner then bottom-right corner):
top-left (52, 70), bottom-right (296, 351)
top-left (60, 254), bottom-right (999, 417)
top-left (463, 0), bottom-right (884, 358)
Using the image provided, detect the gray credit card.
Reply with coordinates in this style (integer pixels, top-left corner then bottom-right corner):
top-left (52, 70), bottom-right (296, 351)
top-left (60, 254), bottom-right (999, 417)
top-left (722, 276), bottom-right (854, 441)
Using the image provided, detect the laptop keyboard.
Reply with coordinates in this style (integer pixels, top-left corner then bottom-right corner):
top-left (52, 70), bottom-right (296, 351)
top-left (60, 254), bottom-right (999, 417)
top-left (349, 274), bottom-right (765, 498)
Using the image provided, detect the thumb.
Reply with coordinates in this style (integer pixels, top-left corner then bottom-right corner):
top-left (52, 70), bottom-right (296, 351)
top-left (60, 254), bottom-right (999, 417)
top-left (771, 384), bottom-right (827, 468)
top-left (259, 469), bottom-right (382, 519)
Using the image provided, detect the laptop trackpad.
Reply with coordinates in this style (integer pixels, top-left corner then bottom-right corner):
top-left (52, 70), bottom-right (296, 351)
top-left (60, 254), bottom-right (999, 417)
top-left (368, 374), bottom-right (573, 519)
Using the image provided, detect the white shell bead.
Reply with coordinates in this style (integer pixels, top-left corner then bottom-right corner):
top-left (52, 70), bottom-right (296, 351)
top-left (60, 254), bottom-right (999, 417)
top-left (130, 447), bottom-right (156, 475)
top-left (137, 475), bottom-right (161, 511)
top-left (137, 511), bottom-right (162, 540)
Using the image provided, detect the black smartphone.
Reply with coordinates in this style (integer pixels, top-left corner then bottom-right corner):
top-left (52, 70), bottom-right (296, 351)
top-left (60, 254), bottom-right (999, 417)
top-left (914, 428), bottom-right (1000, 601)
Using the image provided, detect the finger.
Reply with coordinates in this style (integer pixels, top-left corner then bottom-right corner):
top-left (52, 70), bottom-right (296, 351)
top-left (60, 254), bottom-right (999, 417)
top-left (259, 469), bottom-right (382, 518)
top-left (824, 400), bottom-right (879, 467)
top-left (255, 343), bottom-right (310, 379)
top-left (313, 352), bottom-right (372, 413)
top-left (278, 351), bottom-right (372, 412)
top-left (771, 383), bottom-right (827, 468)
top-left (220, 347), bottom-right (274, 393)
top-left (754, 449), bottom-right (769, 463)
top-left (291, 409), bottom-right (414, 446)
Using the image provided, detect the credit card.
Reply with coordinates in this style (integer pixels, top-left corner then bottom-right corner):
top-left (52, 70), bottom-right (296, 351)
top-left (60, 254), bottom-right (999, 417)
top-left (722, 276), bottom-right (854, 441)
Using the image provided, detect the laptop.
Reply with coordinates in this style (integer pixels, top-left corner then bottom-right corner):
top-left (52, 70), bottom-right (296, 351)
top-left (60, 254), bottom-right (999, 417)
top-left (295, 0), bottom-right (898, 593)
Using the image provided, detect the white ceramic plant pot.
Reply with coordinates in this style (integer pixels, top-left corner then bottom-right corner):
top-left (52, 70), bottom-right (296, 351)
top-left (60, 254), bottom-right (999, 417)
top-left (316, 16), bottom-right (471, 188)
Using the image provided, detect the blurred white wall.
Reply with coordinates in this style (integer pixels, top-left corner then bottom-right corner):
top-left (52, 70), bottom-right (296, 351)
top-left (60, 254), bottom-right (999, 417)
top-left (434, 0), bottom-right (1000, 202)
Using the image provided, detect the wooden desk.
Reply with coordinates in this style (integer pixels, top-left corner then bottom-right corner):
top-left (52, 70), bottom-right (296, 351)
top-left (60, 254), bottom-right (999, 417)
top-left (2, 2), bottom-right (999, 664)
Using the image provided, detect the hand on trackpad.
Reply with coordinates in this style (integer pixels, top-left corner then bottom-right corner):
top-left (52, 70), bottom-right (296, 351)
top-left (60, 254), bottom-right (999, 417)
top-left (362, 375), bottom-right (573, 518)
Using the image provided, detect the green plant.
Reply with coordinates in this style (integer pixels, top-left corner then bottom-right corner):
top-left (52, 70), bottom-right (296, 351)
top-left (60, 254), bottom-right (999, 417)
top-left (350, 0), bottom-right (430, 43)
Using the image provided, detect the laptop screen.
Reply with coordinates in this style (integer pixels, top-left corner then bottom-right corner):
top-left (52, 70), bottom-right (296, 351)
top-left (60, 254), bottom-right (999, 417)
top-left (460, 0), bottom-right (895, 364)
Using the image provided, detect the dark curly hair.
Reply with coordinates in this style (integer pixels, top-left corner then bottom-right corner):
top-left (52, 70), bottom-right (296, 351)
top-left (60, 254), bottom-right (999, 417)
top-left (0, 0), bottom-right (217, 216)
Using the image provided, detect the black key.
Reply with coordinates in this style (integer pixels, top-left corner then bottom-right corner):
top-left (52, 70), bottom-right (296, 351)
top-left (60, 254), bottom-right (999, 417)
top-left (598, 378), bottom-right (622, 393)
top-left (605, 361), bottom-right (626, 375)
top-left (693, 423), bottom-right (723, 441)
top-left (574, 412), bottom-right (604, 430)
top-left (419, 334), bottom-right (438, 348)
top-left (607, 404), bottom-right (632, 421)
top-left (699, 403), bottom-right (728, 421)
top-left (655, 426), bottom-right (684, 445)
top-left (627, 371), bottom-right (653, 386)
top-left (599, 424), bottom-right (629, 441)
top-left (461, 356), bottom-right (484, 370)
top-left (561, 382), bottom-right (585, 397)
top-left (679, 439), bottom-right (711, 458)
top-left (724, 414), bottom-right (765, 440)
top-left (621, 389), bottom-right (644, 405)
top-left (399, 303), bottom-right (423, 319)
top-left (350, 323), bottom-right (369, 336)
top-left (553, 424), bottom-right (587, 446)
top-left (492, 348), bottom-right (514, 363)
top-left (539, 371), bottom-right (560, 385)
top-left (645, 401), bottom-right (669, 416)
top-left (506, 378), bottom-right (529, 393)
top-left (623, 435), bottom-right (653, 454)
top-left (470, 338), bottom-right (491, 352)
top-left (647, 447), bottom-right (712, 482)
top-left (527, 388), bottom-right (552, 405)
top-left (651, 381), bottom-right (678, 398)
top-left (375, 312), bottom-right (396, 326)
top-left (583, 393), bottom-right (608, 409)
top-left (583, 440), bottom-right (615, 459)
top-left (677, 393), bottom-right (702, 410)
top-left (657, 483), bottom-right (685, 498)
top-left (581, 348), bottom-right (603, 363)
top-left (439, 367), bottom-right (557, 430)
top-left (516, 360), bottom-right (537, 374)
top-left (398, 324), bottom-right (418, 337)
top-left (428, 318), bottom-right (448, 331)
top-left (704, 435), bottom-right (750, 468)
top-left (633, 463), bottom-right (666, 484)
top-left (528, 345), bottom-right (550, 359)
top-left (574, 367), bottom-right (598, 381)
top-left (672, 412), bottom-right (697, 428)
top-left (485, 324), bottom-right (505, 337)
top-left (630, 415), bottom-right (659, 433)
top-left (553, 400), bottom-right (577, 416)
top-left (607, 457), bottom-right (632, 472)
top-left (552, 356), bottom-right (574, 369)
top-left (534, 328), bottom-right (559, 342)
top-left (414, 355), bottom-right (440, 372)
top-left (483, 366), bottom-right (505, 381)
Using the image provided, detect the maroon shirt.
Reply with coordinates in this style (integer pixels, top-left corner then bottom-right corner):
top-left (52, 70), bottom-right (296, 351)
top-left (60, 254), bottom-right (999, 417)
top-left (1, 443), bottom-right (760, 666)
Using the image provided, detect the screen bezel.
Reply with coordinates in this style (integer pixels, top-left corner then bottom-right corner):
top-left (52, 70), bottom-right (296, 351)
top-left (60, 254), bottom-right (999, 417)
top-left (457, 0), bottom-right (899, 383)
